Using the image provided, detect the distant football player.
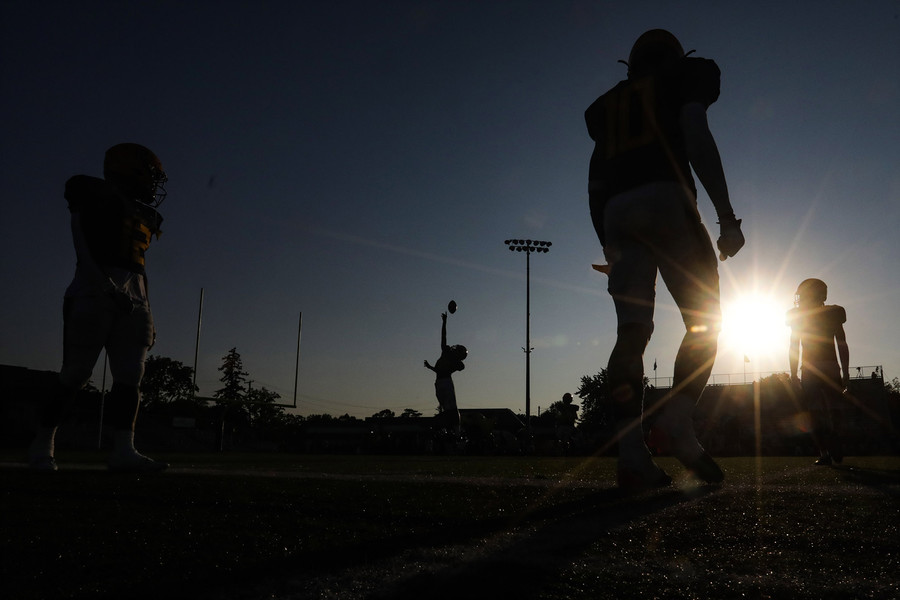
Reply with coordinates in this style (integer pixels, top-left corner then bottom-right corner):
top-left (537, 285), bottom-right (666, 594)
top-left (787, 278), bottom-right (850, 465)
top-left (556, 392), bottom-right (579, 449)
top-left (424, 312), bottom-right (467, 436)
top-left (28, 143), bottom-right (170, 472)
top-left (584, 29), bottom-right (744, 489)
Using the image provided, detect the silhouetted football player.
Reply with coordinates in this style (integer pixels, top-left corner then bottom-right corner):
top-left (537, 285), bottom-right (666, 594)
top-left (787, 278), bottom-right (850, 465)
top-left (424, 312), bottom-right (467, 436)
top-left (556, 392), bottom-right (579, 449)
top-left (29, 144), bottom-right (170, 472)
top-left (585, 30), bottom-right (744, 489)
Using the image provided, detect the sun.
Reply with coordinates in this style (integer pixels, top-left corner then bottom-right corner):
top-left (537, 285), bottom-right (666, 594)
top-left (720, 293), bottom-right (790, 360)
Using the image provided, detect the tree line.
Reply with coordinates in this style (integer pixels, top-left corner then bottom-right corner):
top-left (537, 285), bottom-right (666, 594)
top-left (140, 348), bottom-right (426, 427)
top-left (139, 348), bottom-right (900, 454)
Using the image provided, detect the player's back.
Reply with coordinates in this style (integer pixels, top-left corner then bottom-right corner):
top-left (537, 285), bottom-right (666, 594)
top-left (585, 57), bottom-right (720, 203)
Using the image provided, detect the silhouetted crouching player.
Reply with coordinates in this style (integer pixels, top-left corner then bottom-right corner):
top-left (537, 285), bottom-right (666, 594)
top-left (424, 312), bottom-right (467, 437)
top-left (585, 30), bottom-right (744, 489)
top-left (28, 143), bottom-right (170, 473)
top-left (787, 278), bottom-right (850, 466)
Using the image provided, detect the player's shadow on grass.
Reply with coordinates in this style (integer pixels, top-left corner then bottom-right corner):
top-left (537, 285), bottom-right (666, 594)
top-left (368, 485), bottom-right (719, 600)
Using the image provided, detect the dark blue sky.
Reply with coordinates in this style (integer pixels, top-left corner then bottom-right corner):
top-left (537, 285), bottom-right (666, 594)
top-left (2, 1), bottom-right (898, 418)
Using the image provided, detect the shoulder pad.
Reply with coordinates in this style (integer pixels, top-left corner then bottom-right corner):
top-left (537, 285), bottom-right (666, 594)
top-left (680, 57), bottom-right (720, 107)
top-left (585, 80), bottom-right (628, 140)
top-left (64, 175), bottom-right (119, 210)
top-left (827, 305), bottom-right (847, 324)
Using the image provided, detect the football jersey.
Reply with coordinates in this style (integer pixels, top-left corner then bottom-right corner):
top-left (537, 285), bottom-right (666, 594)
top-left (65, 175), bottom-right (163, 274)
top-left (585, 57), bottom-right (721, 203)
top-left (786, 304), bottom-right (846, 370)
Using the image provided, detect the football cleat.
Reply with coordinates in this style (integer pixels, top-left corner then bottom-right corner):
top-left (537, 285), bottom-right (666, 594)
top-left (617, 459), bottom-right (672, 491)
top-left (814, 454), bottom-right (833, 466)
top-left (683, 451), bottom-right (725, 484)
top-left (108, 451), bottom-right (169, 473)
top-left (29, 456), bottom-right (58, 471)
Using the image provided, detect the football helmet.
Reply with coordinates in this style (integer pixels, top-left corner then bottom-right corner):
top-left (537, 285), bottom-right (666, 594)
top-left (795, 278), bottom-right (827, 307)
top-left (451, 345), bottom-right (468, 361)
top-left (104, 143), bottom-right (168, 207)
top-left (627, 29), bottom-right (685, 77)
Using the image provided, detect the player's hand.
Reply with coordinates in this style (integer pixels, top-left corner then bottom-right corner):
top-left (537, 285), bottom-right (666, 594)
top-left (717, 215), bottom-right (744, 261)
top-left (842, 372), bottom-right (850, 393)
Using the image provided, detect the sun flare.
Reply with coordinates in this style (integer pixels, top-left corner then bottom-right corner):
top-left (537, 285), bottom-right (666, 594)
top-left (721, 293), bottom-right (790, 360)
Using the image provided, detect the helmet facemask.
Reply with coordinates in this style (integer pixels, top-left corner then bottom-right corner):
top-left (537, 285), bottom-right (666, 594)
top-left (104, 143), bottom-right (167, 208)
top-left (148, 164), bottom-right (168, 208)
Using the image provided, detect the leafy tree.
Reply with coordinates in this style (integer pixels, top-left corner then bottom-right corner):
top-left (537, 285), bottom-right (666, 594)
top-left (247, 385), bottom-right (284, 426)
top-left (400, 408), bottom-right (422, 418)
top-left (371, 408), bottom-right (395, 419)
top-left (887, 377), bottom-right (900, 394)
top-left (885, 378), bottom-right (900, 439)
top-left (759, 372), bottom-right (792, 392)
top-left (305, 413), bottom-right (335, 424)
top-left (758, 372), bottom-right (796, 408)
top-left (214, 347), bottom-right (248, 409)
top-left (212, 348), bottom-right (249, 451)
top-left (141, 355), bottom-right (199, 411)
top-left (576, 369), bottom-right (613, 432)
top-left (533, 405), bottom-right (559, 428)
top-left (577, 368), bottom-right (655, 432)
top-left (542, 400), bottom-right (570, 424)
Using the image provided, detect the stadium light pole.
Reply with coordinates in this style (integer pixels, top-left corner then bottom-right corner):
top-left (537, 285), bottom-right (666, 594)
top-left (504, 239), bottom-right (552, 429)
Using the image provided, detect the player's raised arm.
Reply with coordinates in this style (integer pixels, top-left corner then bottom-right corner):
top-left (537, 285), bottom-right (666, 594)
top-left (440, 312), bottom-right (449, 351)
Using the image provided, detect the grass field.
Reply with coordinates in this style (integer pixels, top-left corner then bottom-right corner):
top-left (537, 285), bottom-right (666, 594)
top-left (1, 452), bottom-right (898, 599)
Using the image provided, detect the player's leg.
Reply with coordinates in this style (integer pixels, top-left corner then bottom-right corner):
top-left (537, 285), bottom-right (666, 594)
top-left (608, 322), bottom-right (671, 488)
top-left (803, 372), bottom-right (841, 464)
top-left (442, 381), bottom-right (461, 436)
top-left (30, 296), bottom-right (109, 469)
top-left (105, 304), bottom-right (167, 472)
top-left (604, 190), bottom-right (671, 489)
top-left (823, 377), bottom-right (844, 463)
top-left (654, 199), bottom-right (724, 483)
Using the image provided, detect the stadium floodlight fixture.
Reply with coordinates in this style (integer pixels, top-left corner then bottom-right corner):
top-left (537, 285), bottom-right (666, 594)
top-left (503, 238), bottom-right (552, 427)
